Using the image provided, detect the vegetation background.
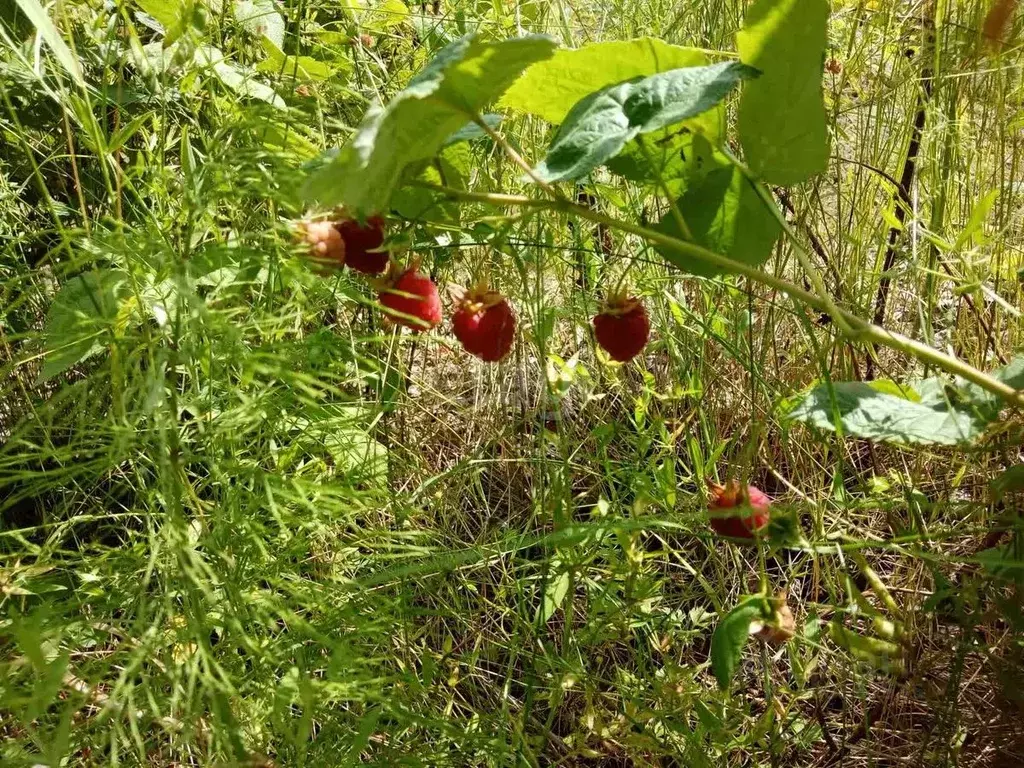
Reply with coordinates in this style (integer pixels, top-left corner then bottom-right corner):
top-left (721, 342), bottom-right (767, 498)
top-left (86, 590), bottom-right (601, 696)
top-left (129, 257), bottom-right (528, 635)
top-left (1, 0), bottom-right (1023, 765)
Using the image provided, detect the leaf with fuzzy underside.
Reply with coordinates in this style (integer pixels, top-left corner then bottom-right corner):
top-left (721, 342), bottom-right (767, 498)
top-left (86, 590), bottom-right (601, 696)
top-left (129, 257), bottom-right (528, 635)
top-left (301, 34), bottom-right (557, 215)
top-left (533, 61), bottom-right (758, 183)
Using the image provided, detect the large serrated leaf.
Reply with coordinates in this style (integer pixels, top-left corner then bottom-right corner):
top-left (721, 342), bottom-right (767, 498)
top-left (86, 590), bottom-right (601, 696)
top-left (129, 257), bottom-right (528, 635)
top-left (533, 61), bottom-right (758, 183)
top-left (38, 270), bottom-right (131, 383)
top-left (783, 381), bottom-right (988, 446)
top-left (301, 34), bottom-right (557, 214)
top-left (604, 121), bottom-right (726, 195)
top-left (653, 163), bottom-right (780, 277)
top-left (737, 0), bottom-right (829, 185)
top-left (500, 38), bottom-right (710, 124)
top-left (194, 45), bottom-right (284, 109)
top-left (710, 595), bottom-right (768, 691)
top-left (234, 0), bottom-right (284, 48)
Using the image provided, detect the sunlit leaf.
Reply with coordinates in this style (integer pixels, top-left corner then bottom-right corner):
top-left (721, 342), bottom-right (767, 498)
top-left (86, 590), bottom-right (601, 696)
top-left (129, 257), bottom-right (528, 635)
top-left (194, 45), bottom-right (285, 109)
top-left (500, 38), bottom-right (710, 124)
top-left (39, 270), bottom-right (131, 383)
top-left (953, 189), bottom-right (999, 251)
top-left (653, 163), bottom-right (780, 277)
top-left (365, 0), bottom-right (409, 31)
top-left (710, 595), bottom-right (768, 691)
top-left (960, 355), bottom-right (1024, 420)
top-left (540, 567), bottom-right (570, 621)
top-left (737, 0), bottom-right (829, 184)
top-left (443, 114), bottom-right (502, 146)
top-left (234, 0), bottom-right (284, 48)
top-left (533, 61), bottom-right (758, 183)
top-left (259, 37), bottom-right (333, 81)
top-left (783, 380), bottom-right (988, 446)
top-left (301, 34), bottom-right (557, 214)
top-left (828, 622), bottom-right (904, 674)
top-left (136, 0), bottom-right (183, 31)
top-left (605, 122), bottom-right (726, 195)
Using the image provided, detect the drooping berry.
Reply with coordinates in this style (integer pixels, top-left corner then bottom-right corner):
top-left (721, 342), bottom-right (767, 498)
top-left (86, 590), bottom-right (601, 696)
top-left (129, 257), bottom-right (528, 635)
top-left (299, 219), bottom-right (345, 270)
top-left (452, 288), bottom-right (516, 362)
top-left (379, 268), bottom-right (442, 331)
top-left (707, 481), bottom-right (771, 539)
top-left (338, 215), bottom-right (387, 274)
top-left (593, 296), bottom-right (650, 362)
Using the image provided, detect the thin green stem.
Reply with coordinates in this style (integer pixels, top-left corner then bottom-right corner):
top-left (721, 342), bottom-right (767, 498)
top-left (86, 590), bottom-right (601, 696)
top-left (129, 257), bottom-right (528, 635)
top-left (723, 146), bottom-right (856, 336)
top-left (417, 181), bottom-right (1024, 409)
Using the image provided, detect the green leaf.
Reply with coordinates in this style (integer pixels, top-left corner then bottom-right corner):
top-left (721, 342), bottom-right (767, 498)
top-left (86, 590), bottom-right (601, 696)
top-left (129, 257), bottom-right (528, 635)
top-left (39, 270), bottom-right (131, 383)
top-left (960, 355), bottom-right (1024, 420)
top-left (992, 465), bottom-right (1024, 501)
top-left (13, 0), bottom-right (85, 85)
top-left (234, 0), bottom-right (284, 48)
top-left (443, 114), bottom-right (502, 146)
top-left (301, 34), bottom-right (557, 214)
top-left (653, 164), bottom-right (781, 277)
top-left (953, 189), bottom-right (999, 251)
top-left (259, 37), bottom-right (333, 81)
top-left (195, 45), bottom-right (284, 109)
top-left (534, 61), bottom-right (758, 183)
top-left (737, 0), bottom-right (829, 185)
top-left (710, 595), bottom-right (768, 691)
top-left (500, 38), bottom-right (711, 124)
top-left (136, 0), bottom-right (183, 31)
top-left (106, 111), bottom-right (154, 153)
top-left (391, 145), bottom-right (468, 220)
top-left (364, 0), bottom-right (409, 31)
top-left (605, 123), bottom-right (727, 195)
top-left (783, 380), bottom-right (987, 446)
top-left (540, 567), bottom-right (570, 622)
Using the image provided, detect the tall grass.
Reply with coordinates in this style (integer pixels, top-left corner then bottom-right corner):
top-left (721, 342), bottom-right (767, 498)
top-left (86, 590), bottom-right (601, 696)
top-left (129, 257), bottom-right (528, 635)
top-left (1, 0), bottom-right (1023, 765)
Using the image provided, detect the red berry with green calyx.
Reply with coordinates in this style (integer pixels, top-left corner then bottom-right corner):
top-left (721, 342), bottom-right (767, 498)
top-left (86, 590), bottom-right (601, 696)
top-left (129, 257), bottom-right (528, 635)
top-left (338, 215), bottom-right (387, 274)
top-left (452, 286), bottom-right (516, 362)
top-left (707, 481), bottom-right (771, 539)
top-left (379, 267), bottom-right (442, 332)
top-left (593, 295), bottom-right (650, 362)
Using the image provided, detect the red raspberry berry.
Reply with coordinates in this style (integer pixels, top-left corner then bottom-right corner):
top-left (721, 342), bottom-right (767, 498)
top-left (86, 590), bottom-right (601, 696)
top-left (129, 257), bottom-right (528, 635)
top-left (707, 481), bottom-right (771, 539)
top-left (338, 215), bottom-right (387, 274)
top-left (593, 297), bottom-right (650, 362)
top-left (453, 292), bottom-right (516, 362)
top-left (379, 268), bottom-right (442, 332)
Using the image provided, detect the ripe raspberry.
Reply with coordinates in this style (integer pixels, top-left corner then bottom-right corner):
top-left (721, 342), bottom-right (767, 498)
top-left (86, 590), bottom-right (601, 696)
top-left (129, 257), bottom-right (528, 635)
top-left (593, 296), bottom-right (650, 362)
top-left (452, 290), bottom-right (516, 362)
top-left (338, 215), bottom-right (387, 274)
top-left (707, 481), bottom-right (771, 539)
top-left (379, 268), bottom-right (442, 331)
top-left (300, 219), bottom-right (345, 269)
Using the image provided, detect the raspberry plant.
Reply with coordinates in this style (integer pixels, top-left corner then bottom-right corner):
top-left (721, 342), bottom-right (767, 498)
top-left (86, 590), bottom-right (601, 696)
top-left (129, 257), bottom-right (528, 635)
top-left (3, 0), bottom-right (1024, 764)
